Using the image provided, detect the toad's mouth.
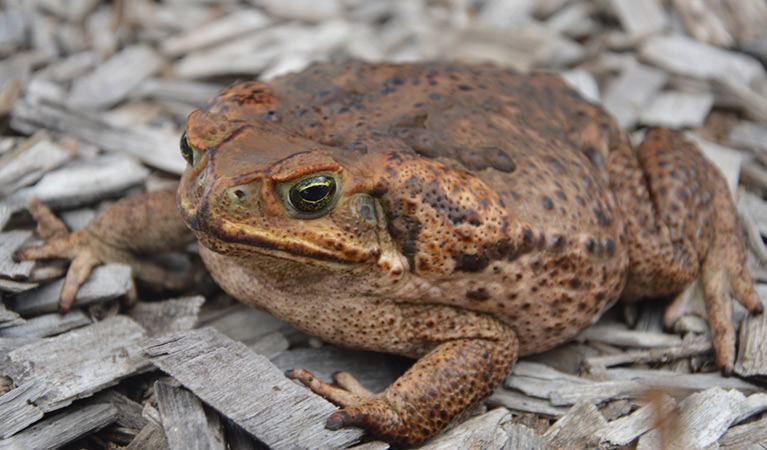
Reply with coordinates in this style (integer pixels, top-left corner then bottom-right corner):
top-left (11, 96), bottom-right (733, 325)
top-left (182, 211), bottom-right (379, 269)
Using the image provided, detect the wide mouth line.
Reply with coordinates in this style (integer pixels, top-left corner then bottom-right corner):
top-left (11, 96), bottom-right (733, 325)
top-left (194, 221), bottom-right (357, 266)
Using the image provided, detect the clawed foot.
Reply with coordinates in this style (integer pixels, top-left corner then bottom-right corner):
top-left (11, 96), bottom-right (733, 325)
top-left (700, 247), bottom-right (763, 375)
top-left (287, 368), bottom-right (418, 444)
top-left (14, 198), bottom-right (186, 313)
top-left (665, 240), bottom-right (764, 375)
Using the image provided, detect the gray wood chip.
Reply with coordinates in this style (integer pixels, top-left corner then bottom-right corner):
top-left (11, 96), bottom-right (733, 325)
top-left (672, 0), bottom-right (735, 48)
top-left (544, 400), bottom-right (607, 450)
top-left (734, 392), bottom-right (767, 424)
top-left (719, 415), bottom-right (767, 450)
top-left (490, 388), bottom-right (570, 417)
top-left (505, 361), bottom-right (592, 401)
top-left (0, 309), bottom-right (91, 339)
top-left (11, 100), bottom-right (185, 174)
top-left (203, 303), bottom-right (290, 345)
top-left (250, 0), bottom-right (343, 22)
top-left (608, 0), bottom-right (668, 37)
top-left (271, 346), bottom-right (409, 394)
top-left (550, 369), bottom-right (759, 406)
top-left (639, 34), bottom-right (766, 88)
top-left (735, 285), bottom-right (767, 377)
top-left (6, 264), bottom-right (132, 316)
top-left (0, 381), bottom-right (47, 438)
top-left (0, 230), bottom-right (35, 279)
top-left (729, 120), bottom-right (767, 153)
top-left (0, 316), bottom-right (149, 436)
top-left (419, 408), bottom-right (548, 450)
top-left (1, 154), bottom-right (151, 214)
top-left (585, 341), bottom-right (713, 368)
top-left (0, 136), bottom-right (73, 197)
top-left (603, 62), bottom-right (668, 129)
top-left (637, 387), bottom-right (744, 450)
top-left (560, 68), bottom-right (599, 103)
top-left (0, 302), bottom-right (24, 329)
top-left (639, 91), bottom-right (715, 128)
top-left (144, 327), bottom-right (364, 450)
top-left (582, 324), bottom-right (683, 348)
top-left (599, 392), bottom-right (676, 446)
top-left (126, 423), bottom-right (170, 450)
top-left (161, 10), bottom-right (271, 57)
top-left (128, 296), bottom-right (204, 338)
top-left (155, 382), bottom-right (225, 450)
top-left (0, 403), bottom-right (117, 450)
top-left (67, 45), bottom-right (165, 110)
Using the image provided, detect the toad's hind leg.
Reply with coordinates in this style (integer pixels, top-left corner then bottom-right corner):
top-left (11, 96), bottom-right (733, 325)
top-left (612, 128), bottom-right (762, 372)
top-left (287, 307), bottom-right (518, 447)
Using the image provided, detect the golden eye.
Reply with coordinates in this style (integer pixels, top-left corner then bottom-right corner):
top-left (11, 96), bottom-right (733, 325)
top-left (180, 132), bottom-right (202, 166)
top-left (287, 175), bottom-right (338, 214)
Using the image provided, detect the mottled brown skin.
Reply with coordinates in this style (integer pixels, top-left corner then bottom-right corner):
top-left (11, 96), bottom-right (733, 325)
top-left (16, 61), bottom-right (762, 447)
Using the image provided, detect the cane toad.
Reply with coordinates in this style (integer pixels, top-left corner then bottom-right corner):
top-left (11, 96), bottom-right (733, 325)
top-left (17, 61), bottom-right (763, 447)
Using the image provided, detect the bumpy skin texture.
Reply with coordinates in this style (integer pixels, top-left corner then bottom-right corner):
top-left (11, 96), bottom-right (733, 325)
top-left (17, 61), bottom-right (762, 447)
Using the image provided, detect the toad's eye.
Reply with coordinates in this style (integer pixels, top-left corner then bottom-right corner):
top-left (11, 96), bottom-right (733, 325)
top-left (180, 132), bottom-right (202, 166)
top-left (287, 175), bottom-right (338, 215)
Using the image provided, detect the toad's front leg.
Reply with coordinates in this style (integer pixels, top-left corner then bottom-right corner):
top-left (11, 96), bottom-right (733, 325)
top-left (288, 306), bottom-right (518, 447)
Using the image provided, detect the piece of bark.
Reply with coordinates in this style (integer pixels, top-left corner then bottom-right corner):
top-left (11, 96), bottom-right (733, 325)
top-left (0, 381), bottom-right (47, 438)
top-left (582, 324), bottom-right (683, 348)
top-left (504, 361), bottom-right (592, 401)
top-left (419, 407), bottom-right (549, 450)
top-left (128, 296), bottom-right (204, 338)
top-left (271, 346), bottom-right (410, 395)
top-left (144, 327), bottom-right (364, 450)
top-left (0, 136), bottom-right (72, 197)
top-left (0, 316), bottom-right (149, 437)
top-left (0, 302), bottom-right (24, 329)
top-left (155, 381), bottom-right (225, 450)
top-left (672, 0), bottom-right (735, 47)
top-left (203, 303), bottom-right (291, 345)
top-left (718, 415), bottom-right (767, 450)
top-left (549, 369), bottom-right (759, 406)
top-left (560, 68), bottom-right (599, 103)
top-left (0, 309), bottom-right (91, 339)
top-left (11, 100), bottom-right (185, 175)
top-left (639, 34), bottom-right (766, 88)
top-left (161, 10), bottom-right (271, 57)
top-left (126, 423), bottom-right (170, 450)
top-left (585, 342), bottom-right (713, 368)
top-left (602, 62), bottom-right (668, 129)
top-left (489, 388), bottom-right (570, 417)
top-left (637, 387), bottom-right (744, 450)
top-left (639, 91), bottom-right (714, 128)
top-left (248, 331), bottom-right (290, 357)
top-left (729, 120), bottom-right (767, 153)
top-left (7, 264), bottom-right (132, 316)
top-left (544, 400), bottom-right (607, 450)
top-left (91, 389), bottom-right (149, 430)
top-left (734, 284), bottom-right (767, 377)
top-left (0, 230), bottom-right (36, 279)
top-left (734, 392), bottom-right (767, 424)
top-left (67, 45), bottom-right (164, 110)
top-left (0, 403), bottom-right (117, 450)
top-left (1, 154), bottom-right (151, 214)
top-left (599, 392), bottom-right (676, 446)
top-left (607, 0), bottom-right (668, 37)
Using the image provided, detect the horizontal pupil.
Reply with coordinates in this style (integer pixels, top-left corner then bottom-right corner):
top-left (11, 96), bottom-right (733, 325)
top-left (300, 183), bottom-right (331, 202)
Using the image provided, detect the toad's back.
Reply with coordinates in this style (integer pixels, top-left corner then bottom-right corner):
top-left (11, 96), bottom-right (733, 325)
top-left (204, 61), bottom-right (630, 355)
